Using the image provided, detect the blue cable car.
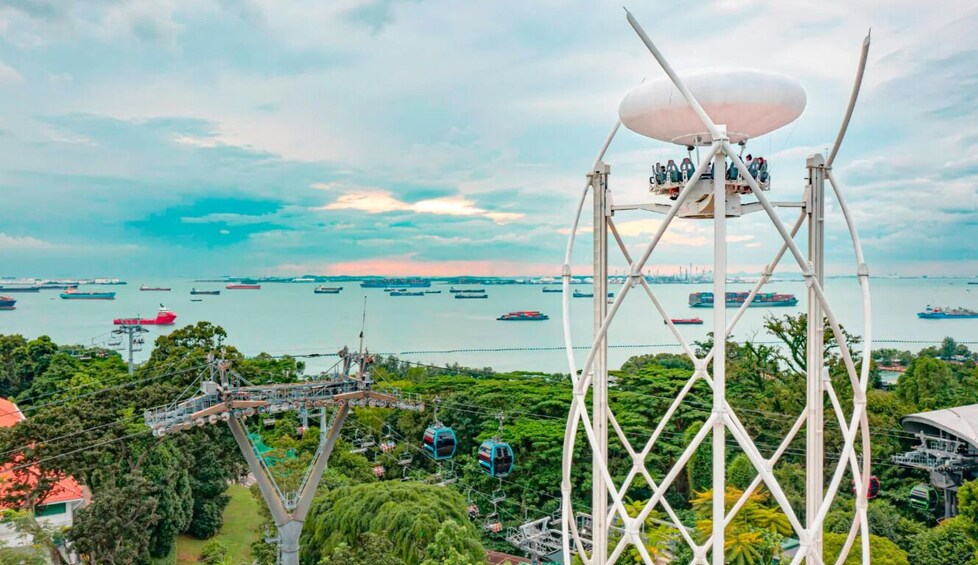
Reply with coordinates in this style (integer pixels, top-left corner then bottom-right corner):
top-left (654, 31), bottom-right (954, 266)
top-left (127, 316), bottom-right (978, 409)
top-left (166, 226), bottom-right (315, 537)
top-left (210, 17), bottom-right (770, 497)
top-left (478, 439), bottom-right (514, 478)
top-left (422, 424), bottom-right (456, 460)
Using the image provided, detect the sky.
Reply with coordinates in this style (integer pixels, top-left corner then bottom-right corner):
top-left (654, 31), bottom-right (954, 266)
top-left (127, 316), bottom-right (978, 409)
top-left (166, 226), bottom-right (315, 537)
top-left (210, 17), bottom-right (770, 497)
top-left (0, 0), bottom-right (975, 278)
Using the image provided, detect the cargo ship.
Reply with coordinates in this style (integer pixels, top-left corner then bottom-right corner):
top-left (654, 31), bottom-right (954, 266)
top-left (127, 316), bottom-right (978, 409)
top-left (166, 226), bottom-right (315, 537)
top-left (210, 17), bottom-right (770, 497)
top-left (542, 287), bottom-right (562, 293)
top-left (497, 311), bottom-right (549, 321)
top-left (60, 289), bottom-right (116, 300)
top-left (314, 286), bottom-right (343, 294)
top-left (360, 278), bottom-right (431, 288)
top-left (917, 306), bottom-right (978, 319)
top-left (114, 306), bottom-right (177, 325)
top-left (688, 291), bottom-right (797, 308)
top-left (424, 290), bottom-right (442, 294)
top-left (450, 288), bottom-right (486, 294)
top-left (140, 285), bottom-right (171, 291)
top-left (226, 283), bottom-right (261, 290)
top-left (669, 318), bottom-right (704, 325)
top-left (190, 288), bottom-right (220, 295)
top-left (0, 297), bottom-right (15, 310)
top-left (390, 291), bottom-right (424, 297)
top-left (573, 290), bottom-right (594, 298)
top-left (0, 285), bottom-right (40, 293)
top-left (455, 293), bottom-right (488, 299)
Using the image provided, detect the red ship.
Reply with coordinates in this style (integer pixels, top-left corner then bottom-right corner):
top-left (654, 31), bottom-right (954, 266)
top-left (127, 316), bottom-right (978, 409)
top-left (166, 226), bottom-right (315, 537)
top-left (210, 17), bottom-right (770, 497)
top-left (226, 283), bottom-right (261, 289)
top-left (668, 318), bottom-right (704, 325)
top-left (114, 306), bottom-right (177, 326)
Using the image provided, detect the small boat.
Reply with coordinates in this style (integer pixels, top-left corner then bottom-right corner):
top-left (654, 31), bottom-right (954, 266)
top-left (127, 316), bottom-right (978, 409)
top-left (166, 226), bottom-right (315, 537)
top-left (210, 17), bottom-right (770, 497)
top-left (450, 288), bottom-right (486, 294)
top-left (226, 283), bottom-right (261, 290)
top-left (455, 293), bottom-right (488, 299)
top-left (424, 290), bottom-right (442, 294)
top-left (917, 305), bottom-right (978, 319)
top-left (140, 285), bottom-right (171, 292)
top-left (191, 299), bottom-right (203, 302)
top-left (190, 288), bottom-right (220, 295)
top-left (114, 305), bottom-right (177, 326)
top-left (497, 311), bottom-right (549, 321)
top-left (541, 287), bottom-right (562, 293)
top-left (60, 289), bottom-right (116, 300)
top-left (390, 291), bottom-right (424, 297)
top-left (669, 318), bottom-right (704, 325)
top-left (0, 285), bottom-right (40, 293)
top-left (0, 296), bottom-right (15, 310)
top-left (573, 290), bottom-right (594, 298)
top-left (314, 286), bottom-right (343, 294)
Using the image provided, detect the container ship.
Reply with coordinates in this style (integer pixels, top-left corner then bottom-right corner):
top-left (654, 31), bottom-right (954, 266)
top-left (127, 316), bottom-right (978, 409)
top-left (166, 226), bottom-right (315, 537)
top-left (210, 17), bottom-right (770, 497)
top-left (497, 311), bottom-right (549, 321)
top-left (360, 278), bottom-right (431, 288)
top-left (60, 289), bottom-right (116, 300)
top-left (450, 288), bottom-right (486, 294)
top-left (688, 291), bottom-right (797, 308)
top-left (917, 306), bottom-right (978, 319)
top-left (0, 285), bottom-right (40, 293)
top-left (455, 293), bottom-right (487, 299)
top-left (0, 297), bottom-right (15, 310)
top-left (314, 286), bottom-right (343, 294)
top-left (190, 288), bottom-right (220, 295)
top-left (114, 306), bottom-right (177, 325)
top-left (542, 287), bottom-right (562, 293)
top-left (140, 285), bottom-right (171, 291)
top-left (226, 283), bottom-right (261, 290)
top-left (390, 290), bottom-right (424, 296)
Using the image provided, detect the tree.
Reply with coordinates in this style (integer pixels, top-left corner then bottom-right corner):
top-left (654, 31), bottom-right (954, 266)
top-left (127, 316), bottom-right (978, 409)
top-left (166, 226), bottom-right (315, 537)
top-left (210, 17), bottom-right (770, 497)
top-left (201, 540), bottom-right (231, 565)
top-left (692, 487), bottom-right (791, 565)
top-left (67, 475), bottom-right (160, 564)
top-left (421, 520), bottom-right (481, 565)
top-left (301, 481), bottom-right (484, 565)
top-left (895, 356), bottom-right (959, 411)
top-left (907, 516), bottom-right (978, 565)
top-left (822, 532), bottom-right (908, 565)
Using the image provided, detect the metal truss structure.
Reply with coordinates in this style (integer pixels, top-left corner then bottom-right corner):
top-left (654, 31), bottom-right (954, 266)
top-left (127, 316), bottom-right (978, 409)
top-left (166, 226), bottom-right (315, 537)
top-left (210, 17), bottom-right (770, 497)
top-left (560, 10), bottom-right (875, 565)
top-left (145, 350), bottom-right (423, 565)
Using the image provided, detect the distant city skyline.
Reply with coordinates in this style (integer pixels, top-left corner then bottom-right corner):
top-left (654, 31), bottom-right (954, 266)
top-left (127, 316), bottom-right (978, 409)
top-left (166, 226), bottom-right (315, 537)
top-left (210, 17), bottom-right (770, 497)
top-left (0, 1), bottom-right (976, 278)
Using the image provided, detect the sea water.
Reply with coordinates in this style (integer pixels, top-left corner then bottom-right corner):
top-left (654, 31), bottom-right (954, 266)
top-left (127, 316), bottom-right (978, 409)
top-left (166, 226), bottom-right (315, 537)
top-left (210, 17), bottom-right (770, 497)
top-left (0, 278), bottom-right (975, 373)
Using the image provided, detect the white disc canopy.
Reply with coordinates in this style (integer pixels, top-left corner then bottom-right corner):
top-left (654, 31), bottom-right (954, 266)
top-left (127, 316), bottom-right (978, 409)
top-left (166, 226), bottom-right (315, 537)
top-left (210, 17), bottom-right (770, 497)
top-left (618, 68), bottom-right (807, 145)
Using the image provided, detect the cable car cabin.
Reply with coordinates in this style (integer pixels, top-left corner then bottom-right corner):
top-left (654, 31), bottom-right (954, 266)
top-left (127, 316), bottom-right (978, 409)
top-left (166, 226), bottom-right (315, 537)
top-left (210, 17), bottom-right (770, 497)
top-left (422, 425), bottom-right (457, 460)
top-left (909, 484), bottom-right (939, 512)
top-left (852, 475), bottom-right (880, 499)
top-left (478, 440), bottom-right (514, 478)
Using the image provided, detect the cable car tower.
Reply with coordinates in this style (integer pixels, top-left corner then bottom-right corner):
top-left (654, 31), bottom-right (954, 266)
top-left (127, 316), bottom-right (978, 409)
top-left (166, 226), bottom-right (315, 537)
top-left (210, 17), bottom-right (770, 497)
top-left (144, 349), bottom-right (423, 565)
top-left (561, 10), bottom-right (874, 565)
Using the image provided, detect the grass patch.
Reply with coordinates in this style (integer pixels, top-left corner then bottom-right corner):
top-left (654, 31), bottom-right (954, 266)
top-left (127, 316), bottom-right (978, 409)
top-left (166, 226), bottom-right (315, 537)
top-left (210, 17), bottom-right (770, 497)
top-left (175, 484), bottom-right (262, 565)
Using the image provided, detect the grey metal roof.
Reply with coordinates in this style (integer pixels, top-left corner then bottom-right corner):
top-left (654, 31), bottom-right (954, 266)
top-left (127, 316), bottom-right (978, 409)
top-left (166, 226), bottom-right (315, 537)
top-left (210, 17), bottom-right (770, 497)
top-left (902, 404), bottom-right (978, 449)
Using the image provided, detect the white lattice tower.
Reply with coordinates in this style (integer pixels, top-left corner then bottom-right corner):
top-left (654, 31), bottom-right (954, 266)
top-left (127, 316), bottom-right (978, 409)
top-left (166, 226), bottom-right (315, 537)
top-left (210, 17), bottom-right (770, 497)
top-left (560, 10), bottom-right (874, 565)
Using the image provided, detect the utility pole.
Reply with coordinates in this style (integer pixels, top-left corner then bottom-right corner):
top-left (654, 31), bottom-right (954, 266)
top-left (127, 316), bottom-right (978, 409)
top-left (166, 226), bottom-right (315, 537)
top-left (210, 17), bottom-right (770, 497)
top-left (112, 323), bottom-right (149, 375)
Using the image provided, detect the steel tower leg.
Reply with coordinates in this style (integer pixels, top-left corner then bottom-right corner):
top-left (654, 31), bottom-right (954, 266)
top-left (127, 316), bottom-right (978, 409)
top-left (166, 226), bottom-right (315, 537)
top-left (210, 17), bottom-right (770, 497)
top-left (590, 161), bottom-right (610, 563)
top-left (711, 139), bottom-right (727, 565)
top-left (806, 153), bottom-right (826, 564)
top-left (228, 403), bottom-right (350, 565)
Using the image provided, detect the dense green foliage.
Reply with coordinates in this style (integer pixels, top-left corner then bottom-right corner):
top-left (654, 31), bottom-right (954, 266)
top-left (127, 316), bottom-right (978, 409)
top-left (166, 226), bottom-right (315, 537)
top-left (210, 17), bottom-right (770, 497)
top-left (301, 481), bottom-right (484, 565)
top-left (3, 314), bottom-right (978, 564)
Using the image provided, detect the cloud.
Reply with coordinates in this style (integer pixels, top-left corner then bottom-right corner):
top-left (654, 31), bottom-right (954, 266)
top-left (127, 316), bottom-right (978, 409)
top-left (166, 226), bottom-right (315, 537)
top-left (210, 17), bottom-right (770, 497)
top-left (273, 255), bottom-right (557, 277)
top-left (0, 60), bottom-right (22, 84)
top-left (319, 191), bottom-right (524, 224)
top-left (0, 232), bottom-right (59, 250)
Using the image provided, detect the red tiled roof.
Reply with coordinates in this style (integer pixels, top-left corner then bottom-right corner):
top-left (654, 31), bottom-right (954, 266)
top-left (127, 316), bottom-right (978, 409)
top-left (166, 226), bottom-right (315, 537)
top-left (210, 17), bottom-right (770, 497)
top-left (0, 398), bottom-right (85, 508)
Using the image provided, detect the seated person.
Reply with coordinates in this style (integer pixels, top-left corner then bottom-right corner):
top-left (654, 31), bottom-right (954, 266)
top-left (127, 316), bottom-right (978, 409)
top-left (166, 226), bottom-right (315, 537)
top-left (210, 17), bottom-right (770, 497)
top-left (666, 159), bottom-right (680, 183)
top-left (653, 162), bottom-right (667, 184)
top-left (757, 157), bottom-right (769, 183)
top-left (726, 159), bottom-right (739, 181)
top-left (747, 158), bottom-right (760, 179)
